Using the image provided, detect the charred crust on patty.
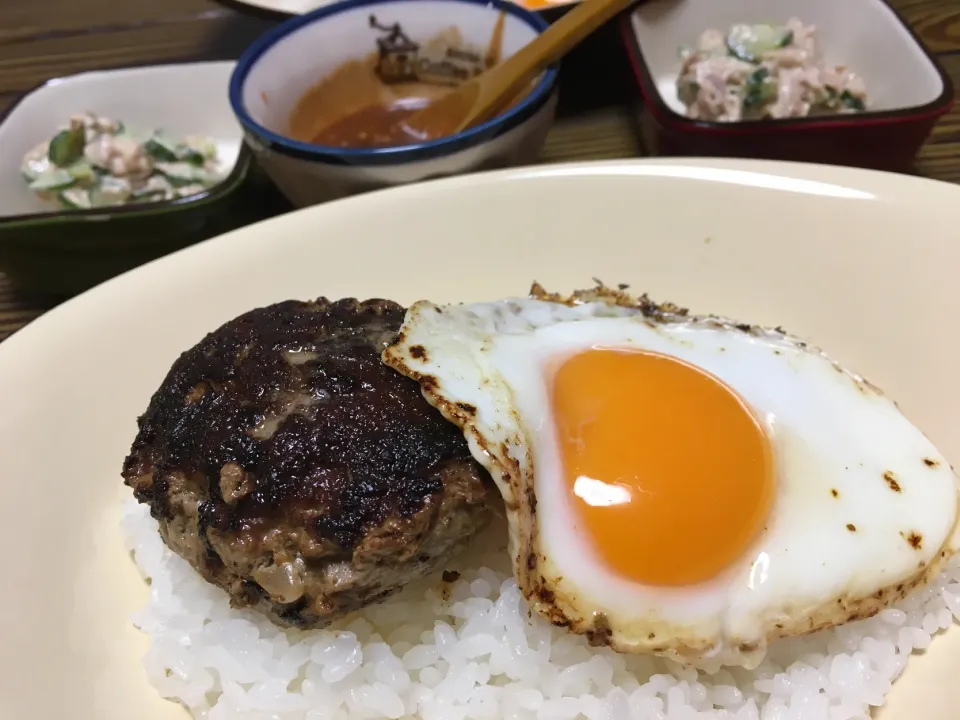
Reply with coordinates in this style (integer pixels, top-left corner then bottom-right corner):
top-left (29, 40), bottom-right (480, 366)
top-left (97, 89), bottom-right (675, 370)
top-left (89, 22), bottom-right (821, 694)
top-left (122, 297), bottom-right (495, 629)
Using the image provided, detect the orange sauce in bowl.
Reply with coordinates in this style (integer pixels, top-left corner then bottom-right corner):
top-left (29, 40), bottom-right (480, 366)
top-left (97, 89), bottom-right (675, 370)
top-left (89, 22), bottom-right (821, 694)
top-left (308, 98), bottom-right (432, 149)
top-left (310, 97), bottom-right (434, 148)
top-left (287, 57), bottom-right (454, 149)
top-left (286, 13), bottom-right (538, 151)
top-left (288, 67), bottom-right (536, 150)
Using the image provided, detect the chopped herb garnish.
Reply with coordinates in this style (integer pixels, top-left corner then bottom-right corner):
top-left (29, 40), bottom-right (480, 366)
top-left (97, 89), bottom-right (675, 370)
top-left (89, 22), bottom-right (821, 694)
top-left (144, 135), bottom-right (180, 162)
top-left (742, 67), bottom-right (775, 110)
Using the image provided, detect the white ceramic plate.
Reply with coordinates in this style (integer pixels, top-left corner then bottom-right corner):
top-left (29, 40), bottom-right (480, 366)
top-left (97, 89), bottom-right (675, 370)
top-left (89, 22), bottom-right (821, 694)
top-left (223, 0), bottom-right (577, 17)
top-left (0, 158), bottom-right (958, 719)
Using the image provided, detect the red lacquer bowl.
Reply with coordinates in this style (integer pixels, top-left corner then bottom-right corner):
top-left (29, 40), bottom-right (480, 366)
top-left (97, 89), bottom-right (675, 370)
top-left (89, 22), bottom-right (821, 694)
top-left (620, 0), bottom-right (954, 173)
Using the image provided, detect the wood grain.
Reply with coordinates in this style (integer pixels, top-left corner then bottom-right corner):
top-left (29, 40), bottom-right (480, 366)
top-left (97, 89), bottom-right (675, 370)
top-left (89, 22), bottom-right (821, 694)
top-left (0, 276), bottom-right (53, 342)
top-left (0, 14), bottom-right (274, 97)
top-left (916, 54), bottom-right (960, 182)
top-left (1, 0), bottom-right (959, 341)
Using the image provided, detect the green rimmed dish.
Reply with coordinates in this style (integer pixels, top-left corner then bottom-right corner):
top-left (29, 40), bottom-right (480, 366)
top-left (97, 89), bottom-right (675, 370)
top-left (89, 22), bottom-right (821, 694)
top-left (0, 61), bottom-right (286, 297)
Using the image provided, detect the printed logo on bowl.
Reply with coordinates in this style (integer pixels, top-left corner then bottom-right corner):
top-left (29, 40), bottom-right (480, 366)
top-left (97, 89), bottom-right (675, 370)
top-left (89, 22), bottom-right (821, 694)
top-left (370, 14), bottom-right (495, 86)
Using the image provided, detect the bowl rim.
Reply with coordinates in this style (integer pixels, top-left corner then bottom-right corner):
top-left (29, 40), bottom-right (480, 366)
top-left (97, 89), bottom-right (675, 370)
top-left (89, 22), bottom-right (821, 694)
top-left (0, 60), bottom-right (252, 228)
top-left (228, 0), bottom-right (560, 165)
top-left (212, 0), bottom-right (584, 21)
top-left (618, 0), bottom-right (955, 134)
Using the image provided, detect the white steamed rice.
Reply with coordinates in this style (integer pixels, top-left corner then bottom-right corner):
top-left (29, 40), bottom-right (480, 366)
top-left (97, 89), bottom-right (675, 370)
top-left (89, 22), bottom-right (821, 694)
top-left (122, 498), bottom-right (960, 720)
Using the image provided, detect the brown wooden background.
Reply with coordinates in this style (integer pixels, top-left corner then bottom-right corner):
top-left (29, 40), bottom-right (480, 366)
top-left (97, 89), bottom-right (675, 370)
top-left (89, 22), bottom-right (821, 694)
top-left (1, 0), bottom-right (959, 341)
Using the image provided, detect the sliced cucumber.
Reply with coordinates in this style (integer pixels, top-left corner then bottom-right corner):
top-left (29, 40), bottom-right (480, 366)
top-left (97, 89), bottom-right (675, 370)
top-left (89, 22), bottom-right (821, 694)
top-left (66, 161), bottom-right (95, 182)
top-left (155, 162), bottom-right (217, 186)
top-left (742, 67), bottom-right (777, 111)
top-left (183, 135), bottom-right (218, 160)
top-left (48, 127), bottom-right (86, 166)
top-left (726, 24), bottom-right (793, 63)
top-left (176, 146), bottom-right (206, 166)
top-left (89, 189), bottom-right (123, 207)
top-left (130, 191), bottom-right (168, 205)
top-left (93, 177), bottom-right (133, 206)
top-left (155, 161), bottom-right (198, 185)
top-left (145, 134), bottom-right (180, 162)
top-left (20, 155), bottom-right (51, 182)
top-left (131, 185), bottom-right (165, 200)
top-left (29, 168), bottom-right (75, 191)
top-left (59, 188), bottom-right (92, 209)
top-left (174, 183), bottom-right (207, 199)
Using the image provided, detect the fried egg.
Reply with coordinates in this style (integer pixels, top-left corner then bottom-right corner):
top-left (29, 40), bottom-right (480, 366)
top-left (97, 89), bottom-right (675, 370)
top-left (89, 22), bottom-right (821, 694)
top-left (382, 284), bottom-right (960, 669)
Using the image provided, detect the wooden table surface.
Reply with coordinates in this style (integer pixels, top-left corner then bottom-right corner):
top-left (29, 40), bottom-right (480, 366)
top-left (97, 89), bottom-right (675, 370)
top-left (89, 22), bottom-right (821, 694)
top-left (1, 0), bottom-right (959, 342)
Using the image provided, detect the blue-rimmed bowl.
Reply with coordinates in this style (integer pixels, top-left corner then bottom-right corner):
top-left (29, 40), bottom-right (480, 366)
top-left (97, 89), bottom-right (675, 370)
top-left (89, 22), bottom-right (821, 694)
top-left (229, 0), bottom-right (560, 207)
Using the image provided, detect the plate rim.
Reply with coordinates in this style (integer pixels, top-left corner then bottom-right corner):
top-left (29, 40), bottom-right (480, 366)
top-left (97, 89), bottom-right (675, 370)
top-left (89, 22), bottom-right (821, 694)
top-left (2, 155), bottom-right (959, 364)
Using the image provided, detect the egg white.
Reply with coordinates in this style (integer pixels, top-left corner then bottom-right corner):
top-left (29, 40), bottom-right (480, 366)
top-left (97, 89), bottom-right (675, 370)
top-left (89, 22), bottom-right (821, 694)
top-left (384, 288), bottom-right (959, 667)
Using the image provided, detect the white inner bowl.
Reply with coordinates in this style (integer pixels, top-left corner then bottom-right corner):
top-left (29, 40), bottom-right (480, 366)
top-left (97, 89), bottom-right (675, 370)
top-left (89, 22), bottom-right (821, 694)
top-left (239, 0), bottom-right (546, 141)
top-left (0, 62), bottom-right (242, 219)
top-left (630, 0), bottom-right (945, 116)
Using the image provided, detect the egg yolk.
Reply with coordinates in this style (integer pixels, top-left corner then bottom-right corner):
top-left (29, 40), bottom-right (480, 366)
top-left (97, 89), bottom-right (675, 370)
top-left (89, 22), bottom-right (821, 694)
top-left (550, 347), bottom-right (774, 586)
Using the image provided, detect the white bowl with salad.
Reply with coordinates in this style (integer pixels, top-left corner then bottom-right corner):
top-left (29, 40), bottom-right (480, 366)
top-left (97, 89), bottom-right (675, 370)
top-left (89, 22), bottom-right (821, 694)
top-left (0, 61), bottom-right (287, 296)
top-left (21, 112), bottom-right (228, 211)
top-left (3, 62), bottom-right (243, 215)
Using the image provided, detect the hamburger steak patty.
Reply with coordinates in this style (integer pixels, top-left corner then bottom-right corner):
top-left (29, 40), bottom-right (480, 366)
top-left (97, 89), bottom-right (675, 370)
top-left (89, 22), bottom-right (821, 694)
top-left (122, 298), bottom-right (496, 628)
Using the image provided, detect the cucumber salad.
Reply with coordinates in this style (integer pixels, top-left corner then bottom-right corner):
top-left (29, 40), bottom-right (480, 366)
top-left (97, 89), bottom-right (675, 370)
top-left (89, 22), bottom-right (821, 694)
top-left (677, 18), bottom-right (868, 122)
top-left (20, 112), bottom-right (225, 210)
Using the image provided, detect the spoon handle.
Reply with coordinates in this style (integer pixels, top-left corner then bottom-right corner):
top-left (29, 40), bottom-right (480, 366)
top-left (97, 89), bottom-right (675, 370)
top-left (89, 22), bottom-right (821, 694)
top-left (468, 0), bottom-right (639, 126)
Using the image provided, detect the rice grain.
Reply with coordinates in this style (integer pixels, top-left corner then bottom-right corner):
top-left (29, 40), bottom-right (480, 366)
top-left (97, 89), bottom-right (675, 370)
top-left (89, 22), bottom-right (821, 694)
top-left (122, 499), bottom-right (960, 720)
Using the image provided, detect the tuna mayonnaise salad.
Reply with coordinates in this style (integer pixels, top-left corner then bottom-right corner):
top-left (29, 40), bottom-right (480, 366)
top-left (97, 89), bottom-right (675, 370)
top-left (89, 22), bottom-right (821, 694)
top-left (677, 18), bottom-right (868, 122)
top-left (21, 112), bottom-right (225, 210)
